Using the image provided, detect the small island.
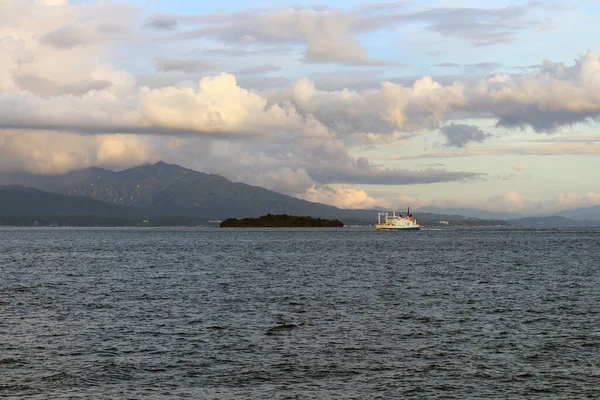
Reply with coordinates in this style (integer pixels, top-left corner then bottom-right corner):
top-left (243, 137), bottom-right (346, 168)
top-left (219, 214), bottom-right (344, 228)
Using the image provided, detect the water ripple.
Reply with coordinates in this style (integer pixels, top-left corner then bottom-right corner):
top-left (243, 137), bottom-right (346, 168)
top-left (1, 227), bottom-right (599, 398)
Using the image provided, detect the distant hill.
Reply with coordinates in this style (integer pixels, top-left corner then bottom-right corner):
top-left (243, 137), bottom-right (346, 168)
top-left (418, 206), bottom-right (524, 220)
top-left (510, 216), bottom-right (600, 228)
top-left (554, 205), bottom-right (600, 221)
top-left (0, 185), bottom-right (206, 226)
top-left (418, 205), bottom-right (600, 227)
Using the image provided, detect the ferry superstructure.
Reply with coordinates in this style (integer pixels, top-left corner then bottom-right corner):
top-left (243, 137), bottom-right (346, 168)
top-left (376, 208), bottom-right (421, 231)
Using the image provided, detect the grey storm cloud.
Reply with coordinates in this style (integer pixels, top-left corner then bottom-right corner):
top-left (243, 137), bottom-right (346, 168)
top-left (440, 124), bottom-right (491, 147)
top-left (466, 62), bottom-right (502, 73)
top-left (434, 62), bottom-right (502, 73)
top-left (201, 45), bottom-right (293, 58)
top-left (351, 1), bottom-right (545, 46)
top-left (235, 64), bottom-right (283, 75)
top-left (155, 58), bottom-right (220, 74)
top-left (40, 26), bottom-right (90, 49)
top-left (495, 108), bottom-right (597, 132)
top-left (296, 149), bottom-right (482, 186)
top-left (14, 74), bottom-right (113, 97)
top-left (309, 166), bottom-right (481, 185)
top-left (435, 62), bottom-right (461, 68)
top-left (147, 18), bottom-right (179, 31)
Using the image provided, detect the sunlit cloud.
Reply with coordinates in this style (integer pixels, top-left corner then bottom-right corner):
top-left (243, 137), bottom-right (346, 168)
top-left (0, 0), bottom-right (598, 211)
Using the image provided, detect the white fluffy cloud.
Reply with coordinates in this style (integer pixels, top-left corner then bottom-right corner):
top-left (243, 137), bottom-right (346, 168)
top-left (472, 50), bottom-right (600, 131)
top-left (0, 130), bottom-right (156, 174)
top-left (553, 192), bottom-right (600, 210)
top-left (303, 184), bottom-right (382, 209)
top-left (0, 0), bottom-right (138, 96)
top-left (138, 73), bottom-right (299, 135)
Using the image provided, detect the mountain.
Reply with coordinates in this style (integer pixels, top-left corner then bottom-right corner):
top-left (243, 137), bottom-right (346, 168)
top-left (418, 206), bottom-right (524, 220)
top-left (0, 162), bottom-right (365, 220)
top-left (0, 185), bottom-right (208, 226)
top-left (510, 216), bottom-right (600, 228)
top-left (0, 167), bottom-right (116, 193)
top-left (554, 205), bottom-right (600, 221)
top-left (0, 185), bottom-right (141, 216)
top-left (0, 185), bottom-right (147, 226)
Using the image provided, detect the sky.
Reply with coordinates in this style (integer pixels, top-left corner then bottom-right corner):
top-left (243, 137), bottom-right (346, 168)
top-left (1, 0), bottom-right (600, 213)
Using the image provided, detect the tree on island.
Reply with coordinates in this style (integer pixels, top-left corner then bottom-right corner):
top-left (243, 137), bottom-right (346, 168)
top-left (220, 214), bottom-right (344, 228)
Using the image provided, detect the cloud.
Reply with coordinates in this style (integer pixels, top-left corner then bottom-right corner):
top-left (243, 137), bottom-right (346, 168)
top-left (138, 73), bottom-right (300, 136)
top-left (13, 74), bottom-right (113, 97)
top-left (236, 64), bottom-right (282, 75)
top-left (381, 77), bottom-right (466, 131)
top-left (394, 194), bottom-right (432, 210)
top-left (310, 165), bottom-right (480, 185)
top-left (155, 58), bottom-right (220, 74)
top-left (469, 62), bottom-right (502, 72)
top-left (483, 191), bottom-right (600, 213)
top-left (152, 2), bottom-right (552, 68)
top-left (0, 1), bottom-right (138, 99)
top-left (200, 45), bottom-right (293, 58)
top-left (554, 192), bottom-right (600, 210)
top-left (303, 184), bottom-right (382, 209)
top-left (487, 191), bottom-right (526, 211)
top-left (352, 1), bottom-right (547, 46)
top-left (0, 73), bottom-right (300, 137)
top-left (4, 1), bottom-right (598, 140)
top-left (37, 4), bottom-right (138, 49)
top-left (435, 62), bottom-right (461, 68)
top-left (159, 7), bottom-right (402, 66)
top-left (40, 26), bottom-right (91, 49)
top-left (307, 154), bottom-right (481, 185)
top-left (472, 50), bottom-right (600, 131)
top-left (254, 167), bottom-right (316, 197)
top-left (147, 18), bottom-right (178, 31)
top-left (440, 124), bottom-right (491, 147)
top-left (389, 141), bottom-right (600, 160)
top-left (433, 62), bottom-right (502, 74)
top-left (36, 0), bottom-right (69, 5)
top-left (0, 130), bottom-right (156, 174)
top-left (413, 191), bottom-right (600, 214)
top-left (2, 0), bottom-right (599, 210)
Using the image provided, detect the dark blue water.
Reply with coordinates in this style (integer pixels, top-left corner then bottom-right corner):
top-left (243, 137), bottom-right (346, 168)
top-left (1, 227), bottom-right (599, 399)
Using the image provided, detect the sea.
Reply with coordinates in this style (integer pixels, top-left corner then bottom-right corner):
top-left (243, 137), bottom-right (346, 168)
top-left (1, 227), bottom-right (599, 399)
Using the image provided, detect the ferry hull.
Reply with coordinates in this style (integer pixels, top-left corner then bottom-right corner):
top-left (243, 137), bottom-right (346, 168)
top-left (376, 225), bottom-right (421, 231)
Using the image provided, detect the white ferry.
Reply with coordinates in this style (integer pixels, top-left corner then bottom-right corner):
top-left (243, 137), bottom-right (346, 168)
top-left (376, 208), bottom-right (421, 231)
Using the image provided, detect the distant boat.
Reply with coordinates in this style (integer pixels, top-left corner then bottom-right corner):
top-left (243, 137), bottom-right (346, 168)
top-left (376, 208), bottom-right (421, 231)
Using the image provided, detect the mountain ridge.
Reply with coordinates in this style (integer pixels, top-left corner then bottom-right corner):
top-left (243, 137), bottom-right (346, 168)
top-left (1, 162), bottom-right (597, 226)
top-left (0, 162), bottom-right (356, 220)
top-left (0, 184), bottom-right (209, 226)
